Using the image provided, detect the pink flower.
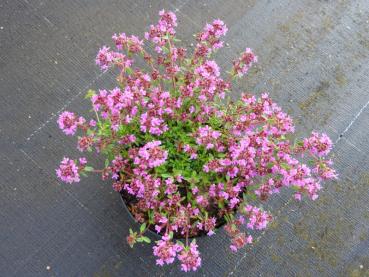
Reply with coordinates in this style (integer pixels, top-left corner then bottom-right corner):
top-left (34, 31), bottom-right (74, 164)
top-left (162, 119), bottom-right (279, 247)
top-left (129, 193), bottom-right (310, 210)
top-left (57, 111), bottom-right (78, 136)
top-left (134, 141), bottom-right (168, 169)
top-left (113, 33), bottom-right (143, 53)
top-left (304, 131), bottom-right (333, 157)
top-left (91, 89), bottom-right (108, 112)
top-left (77, 136), bottom-right (94, 152)
top-left (56, 157), bottom-right (80, 183)
top-left (244, 205), bottom-right (272, 230)
top-left (118, 134), bottom-right (136, 145)
top-left (140, 112), bottom-right (168, 135)
top-left (230, 232), bottom-right (252, 252)
top-left (153, 234), bottom-right (182, 266)
top-left (195, 60), bottom-right (220, 78)
top-left (145, 10), bottom-right (177, 51)
top-left (89, 119), bottom-right (97, 127)
top-left (313, 160), bottom-right (338, 180)
top-left (178, 241), bottom-right (201, 272)
top-left (204, 217), bottom-right (216, 236)
top-left (232, 48), bottom-right (257, 77)
top-left (183, 144), bottom-right (198, 159)
top-left (112, 33), bottom-right (127, 50)
top-left (195, 125), bottom-right (221, 150)
top-left (196, 19), bottom-right (227, 51)
top-left (79, 157), bottom-right (87, 166)
top-left (294, 178), bottom-right (322, 200)
top-left (211, 19), bottom-right (228, 37)
top-left (96, 46), bottom-right (113, 71)
top-left (164, 178), bottom-right (178, 195)
top-left (112, 181), bottom-right (124, 192)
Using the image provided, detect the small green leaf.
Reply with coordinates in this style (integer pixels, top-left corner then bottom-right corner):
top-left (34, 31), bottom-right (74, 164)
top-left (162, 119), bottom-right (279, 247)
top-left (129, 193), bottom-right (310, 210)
top-left (85, 89), bottom-right (96, 99)
top-left (84, 166), bottom-right (94, 172)
top-left (140, 223), bottom-right (146, 233)
top-left (125, 67), bottom-right (133, 75)
top-left (136, 237), bottom-right (143, 242)
top-left (141, 236), bottom-right (151, 243)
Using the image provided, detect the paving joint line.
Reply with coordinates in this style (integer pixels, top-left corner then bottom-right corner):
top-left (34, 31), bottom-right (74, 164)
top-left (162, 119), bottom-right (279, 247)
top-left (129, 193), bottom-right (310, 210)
top-left (24, 71), bottom-right (106, 143)
top-left (335, 97), bottom-right (369, 144)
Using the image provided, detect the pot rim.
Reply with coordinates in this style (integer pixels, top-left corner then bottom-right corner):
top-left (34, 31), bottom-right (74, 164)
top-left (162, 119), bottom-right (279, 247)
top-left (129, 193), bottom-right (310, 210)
top-left (119, 191), bottom-right (228, 240)
top-left (119, 193), bottom-right (162, 239)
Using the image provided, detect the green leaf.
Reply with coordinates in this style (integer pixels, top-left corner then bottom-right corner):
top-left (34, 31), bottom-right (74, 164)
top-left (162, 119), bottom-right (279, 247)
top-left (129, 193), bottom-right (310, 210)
top-left (218, 201), bottom-right (224, 209)
top-left (161, 173), bottom-right (172, 179)
top-left (140, 223), bottom-right (146, 233)
top-left (85, 89), bottom-right (96, 99)
top-left (141, 236), bottom-right (151, 243)
top-left (125, 67), bottom-right (133, 75)
top-left (84, 166), bottom-right (94, 172)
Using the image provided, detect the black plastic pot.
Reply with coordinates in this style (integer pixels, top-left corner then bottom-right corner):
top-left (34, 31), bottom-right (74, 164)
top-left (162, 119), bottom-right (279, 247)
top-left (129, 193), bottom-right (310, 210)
top-left (119, 191), bottom-right (161, 239)
top-left (119, 191), bottom-right (228, 239)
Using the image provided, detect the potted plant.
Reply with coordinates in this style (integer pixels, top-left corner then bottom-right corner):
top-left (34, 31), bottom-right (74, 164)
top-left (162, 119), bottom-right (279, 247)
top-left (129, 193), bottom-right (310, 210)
top-left (56, 10), bottom-right (337, 272)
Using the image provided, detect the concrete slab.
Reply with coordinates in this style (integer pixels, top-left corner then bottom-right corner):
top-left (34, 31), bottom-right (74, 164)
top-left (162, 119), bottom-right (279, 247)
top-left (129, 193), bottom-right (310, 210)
top-left (1, 0), bottom-right (369, 276)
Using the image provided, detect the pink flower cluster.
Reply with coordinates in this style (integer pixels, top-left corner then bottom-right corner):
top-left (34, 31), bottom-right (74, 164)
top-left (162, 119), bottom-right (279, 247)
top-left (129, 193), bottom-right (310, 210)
top-left (145, 10), bottom-right (177, 53)
top-left (95, 46), bottom-right (132, 72)
top-left (224, 217), bottom-right (253, 252)
top-left (57, 111), bottom-right (85, 136)
top-left (244, 205), bottom-right (272, 230)
top-left (112, 33), bottom-right (144, 53)
top-left (178, 241), bottom-right (202, 272)
top-left (56, 157), bottom-right (85, 183)
top-left (232, 48), bottom-right (258, 77)
top-left (195, 125), bottom-right (222, 150)
top-left (56, 10), bottom-right (336, 272)
top-left (153, 234), bottom-right (182, 266)
top-left (132, 141), bottom-right (168, 169)
top-left (304, 131), bottom-right (333, 157)
top-left (196, 19), bottom-right (228, 51)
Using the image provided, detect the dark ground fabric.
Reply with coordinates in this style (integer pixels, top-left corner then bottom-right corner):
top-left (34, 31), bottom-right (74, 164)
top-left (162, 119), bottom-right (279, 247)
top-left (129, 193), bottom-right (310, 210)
top-left (1, 0), bottom-right (369, 276)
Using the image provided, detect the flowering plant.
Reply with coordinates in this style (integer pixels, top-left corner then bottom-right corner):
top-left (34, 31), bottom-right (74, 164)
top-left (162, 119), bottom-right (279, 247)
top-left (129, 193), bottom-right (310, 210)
top-left (56, 10), bottom-right (336, 272)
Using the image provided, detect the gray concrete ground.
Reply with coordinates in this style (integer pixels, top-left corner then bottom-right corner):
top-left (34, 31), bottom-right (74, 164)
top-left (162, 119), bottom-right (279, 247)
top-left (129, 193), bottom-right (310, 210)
top-left (1, 0), bottom-right (369, 276)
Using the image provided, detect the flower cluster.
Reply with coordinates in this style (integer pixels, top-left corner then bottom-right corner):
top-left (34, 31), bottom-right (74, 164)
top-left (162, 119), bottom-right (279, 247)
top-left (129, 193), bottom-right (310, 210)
top-left (57, 111), bottom-right (85, 136)
top-left (56, 157), bottom-right (86, 183)
top-left (178, 241), bottom-right (202, 272)
top-left (56, 10), bottom-right (336, 272)
top-left (232, 48), bottom-right (258, 77)
top-left (132, 141), bottom-right (168, 169)
top-left (153, 234), bottom-right (182, 266)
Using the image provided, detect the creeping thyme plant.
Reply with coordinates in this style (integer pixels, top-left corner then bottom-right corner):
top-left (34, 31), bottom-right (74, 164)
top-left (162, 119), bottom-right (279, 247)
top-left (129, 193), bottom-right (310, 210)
top-left (56, 10), bottom-right (337, 272)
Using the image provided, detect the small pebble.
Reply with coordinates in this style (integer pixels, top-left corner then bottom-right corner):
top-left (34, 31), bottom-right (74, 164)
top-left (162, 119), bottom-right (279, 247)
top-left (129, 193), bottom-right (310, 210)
top-left (359, 264), bottom-right (363, 269)
top-left (46, 266), bottom-right (51, 270)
